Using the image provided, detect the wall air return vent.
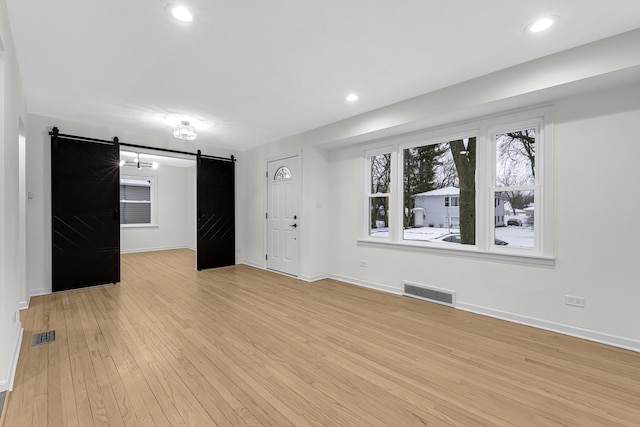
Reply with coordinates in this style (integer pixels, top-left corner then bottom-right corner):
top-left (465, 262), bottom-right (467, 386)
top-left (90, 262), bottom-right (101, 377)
top-left (403, 281), bottom-right (455, 307)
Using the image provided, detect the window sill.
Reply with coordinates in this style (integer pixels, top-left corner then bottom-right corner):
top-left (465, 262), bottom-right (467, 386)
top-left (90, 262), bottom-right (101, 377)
top-left (120, 224), bottom-right (158, 229)
top-left (357, 238), bottom-right (555, 266)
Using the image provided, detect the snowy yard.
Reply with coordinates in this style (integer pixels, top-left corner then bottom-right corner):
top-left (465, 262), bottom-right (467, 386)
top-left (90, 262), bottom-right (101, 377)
top-left (370, 216), bottom-right (534, 248)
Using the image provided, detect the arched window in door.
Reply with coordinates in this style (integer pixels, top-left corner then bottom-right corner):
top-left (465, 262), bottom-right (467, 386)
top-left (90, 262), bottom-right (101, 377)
top-left (274, 166), bottom-right (292, 180)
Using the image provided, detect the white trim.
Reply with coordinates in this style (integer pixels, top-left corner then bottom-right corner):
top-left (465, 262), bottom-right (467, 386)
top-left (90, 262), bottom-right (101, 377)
top-left (456, 302), bottom-right (640, 353)
top-left (322, 274), bottom-right (639, 353)
top-left (120, 223), bottom-right (158, 229)
top-left (119, 174), bottom-right (158, 226)
top-left (120, 245), bottom-right (194, 254)
top-left (9, 327), bottom-right (23, 390)
top-left (28, 288), bottom-right (49, 299)
top-left (18, 300), bottom-right (28, 310)
top-left (238, 259), bottom-right (263, 269)
top-left (327, 274), bottom-right (403, 296)
top-left (1, 327), bottom-right (23, 392)
top-left (300, 273), bottom-right (329, 282)
top-left (238, 260), bottom-right (304, 281)
top-left (364, 148), bottom-right (394, 241)
top-left (264, 151), bottom-right (303, 268)
top-left (264, 152), bottom-right (303, 277)
top-left (357, 238), bottom-right (556, 266)
top-left (361, 106), bottom-right (554, 262)
top-left (195, 262), bottom-right (638, 352)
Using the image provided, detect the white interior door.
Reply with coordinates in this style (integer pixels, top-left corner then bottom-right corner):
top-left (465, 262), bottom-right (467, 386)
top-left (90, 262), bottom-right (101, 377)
top-left (267, 156), bottom-right (300, 276)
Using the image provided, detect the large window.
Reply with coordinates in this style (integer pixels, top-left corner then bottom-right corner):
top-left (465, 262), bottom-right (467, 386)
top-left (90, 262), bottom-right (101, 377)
top-left (363, 108), bottom-right (553, 261)
top-left (120, 176), bottom-right (156, 226)
top-left (403, 137), bottom-right (476, 245)
top-left (493, 128), bottom-right (536, 249)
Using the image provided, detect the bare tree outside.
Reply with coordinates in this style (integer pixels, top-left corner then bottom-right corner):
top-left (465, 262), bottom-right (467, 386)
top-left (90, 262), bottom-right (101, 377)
top-left (371, 153), bottom-right (391, 194)
top-left (496, 129), bottom-right (536, 220)
top-left (432, 142), bottom-right (459, 189)
top-left (370, 153), bottom-right (391, 231)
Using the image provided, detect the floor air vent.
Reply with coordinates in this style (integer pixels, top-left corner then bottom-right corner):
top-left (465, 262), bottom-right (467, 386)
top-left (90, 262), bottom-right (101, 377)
top-left (403, 282), bottom-right (455, 307)
top-left (32, 330), bottom-right (56, 346)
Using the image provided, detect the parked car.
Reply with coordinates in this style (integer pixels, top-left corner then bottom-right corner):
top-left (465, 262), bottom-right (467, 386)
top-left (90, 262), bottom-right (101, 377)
top-left (435, 234), bottom-right (508, 245)
top-left (507, 218), bottom-right (522, 226)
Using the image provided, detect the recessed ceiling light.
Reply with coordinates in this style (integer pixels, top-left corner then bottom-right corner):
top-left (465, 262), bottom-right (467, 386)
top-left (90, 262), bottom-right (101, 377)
top-left (526, 16), bottom-right (557, 33)
top-left (171, 5), bottom-right (193, 22)
top-left (345, 93), bottom-right (359, 102)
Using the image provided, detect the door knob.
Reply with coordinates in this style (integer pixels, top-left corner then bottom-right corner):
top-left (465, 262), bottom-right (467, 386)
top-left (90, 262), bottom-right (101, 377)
top-left (290, 223), bottom-right (297, 228)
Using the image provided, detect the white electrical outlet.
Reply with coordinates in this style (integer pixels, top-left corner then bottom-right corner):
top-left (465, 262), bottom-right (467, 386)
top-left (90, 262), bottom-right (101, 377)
top-left (565, 295), bottom-right (585, 308)
top-left (360, 260), bottom-right (368, 267)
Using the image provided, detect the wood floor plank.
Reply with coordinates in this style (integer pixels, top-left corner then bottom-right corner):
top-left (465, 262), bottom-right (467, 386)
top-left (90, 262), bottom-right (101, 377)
top-left (3, 249), bottom-right (640, 427)
top-left (46, 295), bottom-right (64, 427)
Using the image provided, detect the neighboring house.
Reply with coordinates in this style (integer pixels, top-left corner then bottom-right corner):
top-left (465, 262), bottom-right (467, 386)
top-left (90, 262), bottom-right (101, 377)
top-left (504, 201), bottom-right (526, 216)
top-left (413, 186), bottom-right (506, 228)
top-left (524, 205), bottom-right (535, 217)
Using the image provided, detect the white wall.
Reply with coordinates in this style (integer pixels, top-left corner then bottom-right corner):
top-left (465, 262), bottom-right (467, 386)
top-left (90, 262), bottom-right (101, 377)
top-left (0, 0), bottom-right (28, 392)
top-left (238, 29), bottom-right (640, 350)
top-left (186, 165), bottom-right (197, 250)
top-left (120, 164), bottom-right (195, 253)
top-left (236, 143), bottom-right (330, 280)
top-left (328, 82), bottom-right (640, 347)
top-left (25, 114), bottom-right (240, 298)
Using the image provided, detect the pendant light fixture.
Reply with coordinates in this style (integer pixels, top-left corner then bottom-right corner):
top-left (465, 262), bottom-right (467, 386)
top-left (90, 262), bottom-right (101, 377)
top-left (120, 153), bottom-right (159, 169)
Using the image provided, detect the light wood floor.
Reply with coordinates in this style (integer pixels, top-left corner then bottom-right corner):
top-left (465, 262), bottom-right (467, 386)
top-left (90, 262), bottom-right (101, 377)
top-left (3, 249), bottom-right (639, 426)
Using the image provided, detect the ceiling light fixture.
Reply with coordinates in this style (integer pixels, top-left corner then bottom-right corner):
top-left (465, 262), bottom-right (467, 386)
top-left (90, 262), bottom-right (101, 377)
top-left (526, 16), bottom-right (557, 33)
top-left (345, 93), bottom-right (359, 102)
top-left (120, 154), bottom-right (158, 169)
top-left (173, 121), bottom-right (197, 140)
top-left (171, 5), bottom-right (193, 22)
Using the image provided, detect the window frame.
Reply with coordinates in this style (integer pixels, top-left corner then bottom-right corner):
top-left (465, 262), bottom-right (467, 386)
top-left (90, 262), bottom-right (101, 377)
top-left (365, 149), bottom-right (395, 240)
top-left (119, 175), bottom-right (158, 228)
top-left (360, 107), bottom-right (554, 265)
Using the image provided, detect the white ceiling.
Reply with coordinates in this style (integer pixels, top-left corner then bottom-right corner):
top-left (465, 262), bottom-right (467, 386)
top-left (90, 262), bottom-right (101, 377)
top-left (6, 1), bottom-right (640, 151)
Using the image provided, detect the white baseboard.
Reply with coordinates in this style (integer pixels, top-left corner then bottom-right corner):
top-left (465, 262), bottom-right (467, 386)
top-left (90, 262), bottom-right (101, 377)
top-left (9, 327), bottom-right (23, 390)
top-left (18, 299), bottom-right (29, 310)
top-left (320, 275), bottom-right (639, 353)
top-left (237, 260), bottom-right (328, 282)
top-left (29, 288), bottom-right (50, 300)
top-left (328, 274), bottom-right (403, 296)
top-left (1, 326), bottom-right (23, 392)
top-left (456, 302), bottom-right (640, 353)
top-left (120, 246), bottom-right (193, 254)
top-left (238, 260), bottom-right (263, 269)
top-left (300, 273), bottom-right (329, 282)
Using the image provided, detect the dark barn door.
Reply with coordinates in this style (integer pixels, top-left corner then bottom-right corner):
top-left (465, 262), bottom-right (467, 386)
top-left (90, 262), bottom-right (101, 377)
top-left (197, 155), bottom-right (235, 270)
top-left (51, 135), bottom-right (120, 291)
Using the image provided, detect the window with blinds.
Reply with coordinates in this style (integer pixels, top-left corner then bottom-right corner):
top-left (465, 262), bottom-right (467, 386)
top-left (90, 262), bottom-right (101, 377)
top-left (120, 177), bottom-right (155, 225)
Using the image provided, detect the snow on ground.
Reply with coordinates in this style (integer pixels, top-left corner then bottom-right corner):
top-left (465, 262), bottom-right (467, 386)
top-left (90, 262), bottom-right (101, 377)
top-left (494, 225), bottom-right (534, 248)
top-left (370, 216), bottom-right (534, 248)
